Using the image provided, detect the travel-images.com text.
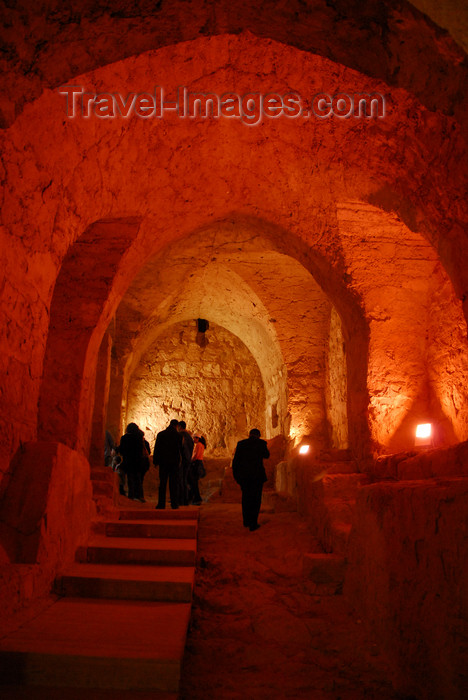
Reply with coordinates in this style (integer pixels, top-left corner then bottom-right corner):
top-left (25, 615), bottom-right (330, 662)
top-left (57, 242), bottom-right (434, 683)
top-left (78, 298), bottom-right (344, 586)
top-left (58, 86), bottom-right (386, 125)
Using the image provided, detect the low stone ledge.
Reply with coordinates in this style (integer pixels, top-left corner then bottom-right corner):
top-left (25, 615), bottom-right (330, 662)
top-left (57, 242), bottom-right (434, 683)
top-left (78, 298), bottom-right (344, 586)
top-left (345, 477), bottom-right (468, 699)
top-left (397, 440), bottom-right (468, 480)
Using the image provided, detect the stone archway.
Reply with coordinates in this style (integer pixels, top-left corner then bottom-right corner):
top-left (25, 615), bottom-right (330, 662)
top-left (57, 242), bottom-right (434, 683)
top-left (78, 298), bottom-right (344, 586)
top-left (1, 1), bottom-right (466, 129)
top-left (104, 226), bottom-right (351, 457)
top-left (125, 319), bottom-right (268, 457)
top-left (1, 31), bottom-right (466, 486)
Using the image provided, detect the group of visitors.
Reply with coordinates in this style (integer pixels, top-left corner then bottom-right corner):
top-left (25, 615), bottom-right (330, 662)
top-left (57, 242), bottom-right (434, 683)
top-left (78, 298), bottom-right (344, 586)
top-left (106, 420), bottom-right (206, 508)
top-left (106, 422), bottom-right (270, 531)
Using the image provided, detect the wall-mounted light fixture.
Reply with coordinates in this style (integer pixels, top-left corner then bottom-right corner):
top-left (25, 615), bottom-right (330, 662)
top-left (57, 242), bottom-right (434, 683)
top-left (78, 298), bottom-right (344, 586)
top-left (196, 318), bottom-right (209, 348)
top-left (299, 444), bottom-right (310, 455)
top-left (415, 423), bottom-right (433, 447)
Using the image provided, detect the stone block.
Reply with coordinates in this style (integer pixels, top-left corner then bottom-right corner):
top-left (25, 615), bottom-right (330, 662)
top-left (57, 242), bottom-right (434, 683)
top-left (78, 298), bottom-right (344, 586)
top-left (0, 442), bottom-right (94, 566)
top-left (397, 440), bottom-right (468, 480)
top-left (345, 477), bottom-right (468, 700)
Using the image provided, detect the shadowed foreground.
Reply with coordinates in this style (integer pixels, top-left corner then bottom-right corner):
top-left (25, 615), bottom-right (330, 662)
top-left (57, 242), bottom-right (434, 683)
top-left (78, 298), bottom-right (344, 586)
top-left (180, 502), bottom-right (401, 700)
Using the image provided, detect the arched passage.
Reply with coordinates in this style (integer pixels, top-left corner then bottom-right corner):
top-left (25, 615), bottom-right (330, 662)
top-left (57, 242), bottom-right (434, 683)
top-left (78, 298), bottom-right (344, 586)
top-left (0, 31), bottom-right (466, 571)
top-left (37, 217), bottom-right (142, 452)
top-left (1, 1), bottom-right (466, 128)
top-left (106, 226), bottom-right (349, 457)
top-left (40, 206), bottom-right (370, 466)
top-left (125, 319), bottom-right (268, 456)
top-left (0, 9), bottom-right (467, 697)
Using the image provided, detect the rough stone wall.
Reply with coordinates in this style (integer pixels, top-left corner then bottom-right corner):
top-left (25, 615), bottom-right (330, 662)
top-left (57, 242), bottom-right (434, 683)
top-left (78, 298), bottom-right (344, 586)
top-left (410, 0), bottom-right (468, 52)
top-left (0, 442), bottom-right (94, 565)
top-left (1, 0), bottom-right (467, 129)
top-left (0, 441), bottom-right (94, 627)
top-left (0, 12), bottom-right (466, 696)
top-left (345, 478), bottom-right (468, 700)
top-left (336, 201), bottom-right (468, 453)
top-left (125, 321), bottom-right (266, 456)
top-left (427, 264), bottom-right (468, 443)
top-left (89, 331), bottom-right (112, 466)
top-left (117, 256), bottom-right (289, 441)
top-left (0, 34), bottom-right (466, 481)
top-left (325, 306), bottom-right (348, 448)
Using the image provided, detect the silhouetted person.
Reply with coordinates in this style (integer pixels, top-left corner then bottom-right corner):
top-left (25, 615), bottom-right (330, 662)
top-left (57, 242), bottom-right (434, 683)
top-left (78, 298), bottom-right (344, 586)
top-left (119, 422), bottom-right (145, 501)
top-left (232, 428), bottom-right (269, 531)
top-left (153, 419), bottom-right (182, 509)
top-left (178, 421), bottom-right (194, 506)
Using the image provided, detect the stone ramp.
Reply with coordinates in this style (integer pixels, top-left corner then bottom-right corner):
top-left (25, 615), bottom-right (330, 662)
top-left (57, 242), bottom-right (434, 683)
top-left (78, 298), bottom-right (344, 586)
top-left (0, 507), bottom-right (199, 695)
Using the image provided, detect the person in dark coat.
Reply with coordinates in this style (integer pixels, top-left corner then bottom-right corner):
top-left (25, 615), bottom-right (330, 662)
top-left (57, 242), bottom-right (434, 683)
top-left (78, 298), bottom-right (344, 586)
top-left (153, 419), bottom-right (183, 509)
top-left (232, 428), bottom-right (269, 531)
top-left (119, 422), bottom-right (145, 501)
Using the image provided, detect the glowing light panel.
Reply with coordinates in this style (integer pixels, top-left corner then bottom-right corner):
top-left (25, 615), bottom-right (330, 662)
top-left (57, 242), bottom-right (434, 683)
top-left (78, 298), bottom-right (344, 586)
top-left (299, 444), bottom-right (310, 454)
top-left (416, 423), bottom-right (432, 439)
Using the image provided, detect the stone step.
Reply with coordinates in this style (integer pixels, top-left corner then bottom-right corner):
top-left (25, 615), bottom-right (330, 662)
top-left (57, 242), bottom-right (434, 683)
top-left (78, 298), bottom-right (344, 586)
top-left (90, 467), bottom-right (115, 483)
top-left (303, 553), bottom-right (346, 594)
top-left (0, 597), bottom-right (190, 692)
top-left (92, 480), bottom-right (114, 497)
top-left (93, 496), bottom-right (117, 519)
top-left (316, 461), bottom-right (357, 474)
top-left (77, 536), bottom-right (197, 567)
top-left (323, 496), bottom-right (356, 523)
top-left (324, 521), bottom-right (352, 555)
top-left (118, 508), bottom-right (199, 521)
top-left (99, 519), bottom-right (198, 540)
top-left (55, 563), bottom-right (195, 602)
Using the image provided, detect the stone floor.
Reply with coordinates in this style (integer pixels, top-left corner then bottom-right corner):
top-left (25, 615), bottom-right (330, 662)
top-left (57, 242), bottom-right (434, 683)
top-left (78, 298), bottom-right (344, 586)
top-left (179, 502), bottom-right (402, 700)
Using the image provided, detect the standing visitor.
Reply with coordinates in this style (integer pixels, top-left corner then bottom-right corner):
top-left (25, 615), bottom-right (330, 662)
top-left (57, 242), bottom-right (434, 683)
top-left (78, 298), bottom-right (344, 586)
top-left (189, 434), bottom-right (206, 505)
top-left (178, 421), bottom-right (194, 506)
top-left (139, 429), bottom-right (151, 503)
top-left (153, 419), bottom-right (182, 509)
top-left (232, 428), bottom-right (269, 531)
top-left (119, 422), bottom-right (145, 502)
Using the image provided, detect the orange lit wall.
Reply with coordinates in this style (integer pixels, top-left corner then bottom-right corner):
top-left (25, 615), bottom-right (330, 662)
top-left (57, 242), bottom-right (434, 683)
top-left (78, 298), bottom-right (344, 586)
top-left (0, 2), bottom-right (467, 696)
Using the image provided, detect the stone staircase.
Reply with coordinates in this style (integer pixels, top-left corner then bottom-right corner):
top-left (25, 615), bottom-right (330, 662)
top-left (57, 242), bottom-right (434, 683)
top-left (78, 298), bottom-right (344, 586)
top-left (0, 507), bottom-right (199, 696)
